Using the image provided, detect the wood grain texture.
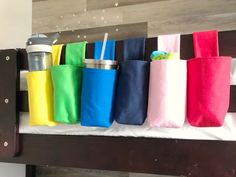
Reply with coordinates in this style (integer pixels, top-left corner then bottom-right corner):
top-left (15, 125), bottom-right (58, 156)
top-left (46, 22), bottom-right (147, 43)
top-left (1, 134), bottom-right (236, 177)
top-left (0, 50), bottom-right (19, 157)
top-left (33, 4), bottom-right (122, 33)
top-left (35, 166), bottom-right (172, 177)
top-left (33, 0), bottom-right (236, 36)
top-left (26, 165), bottom-right (36, 177)
top-left (36, 166), bottom-right (129, 177)
top-left (87, 0), bottom-right (159, 10)
top-left (130, 173), bottom-right (173, 177)
top-left (33, 0), bottom-right (86, 19)
top-left (148, 12), bottom-right (236, 36)
top-left (121, 0), bottom-right (236, 24)
top-left (33, 0), bottom-right (48, 2)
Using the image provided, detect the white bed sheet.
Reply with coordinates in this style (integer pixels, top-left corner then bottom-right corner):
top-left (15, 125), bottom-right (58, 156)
top-left (19, 60), bottom-right (236, 141)
top-left (19, 112), bottom-right (236, 141)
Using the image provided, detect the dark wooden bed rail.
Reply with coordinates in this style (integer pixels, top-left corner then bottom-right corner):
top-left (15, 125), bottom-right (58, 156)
top-left (0, 30), bottom-right (235, 177)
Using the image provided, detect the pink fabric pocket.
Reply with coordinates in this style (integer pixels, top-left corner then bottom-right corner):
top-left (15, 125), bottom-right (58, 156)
top-left (147, 60), bottom-right (187, 127)
top-left (187, 30), bottom-right (232, 127)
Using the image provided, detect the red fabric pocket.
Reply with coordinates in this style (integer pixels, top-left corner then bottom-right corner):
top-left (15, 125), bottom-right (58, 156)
top-left (187, 57), bottom-right (231, 126)
top-left (193, 30), bottom-right (219, 57)
top-left (187, 30), bottom-right (232, 127)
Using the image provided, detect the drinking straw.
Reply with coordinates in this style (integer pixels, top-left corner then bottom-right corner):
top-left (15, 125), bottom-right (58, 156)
top-left (100, 33), bottom-right (108, 60)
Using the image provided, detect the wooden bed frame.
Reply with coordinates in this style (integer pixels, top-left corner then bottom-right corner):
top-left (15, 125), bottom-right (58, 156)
top-left (0, 30), bottom-right (235, 177)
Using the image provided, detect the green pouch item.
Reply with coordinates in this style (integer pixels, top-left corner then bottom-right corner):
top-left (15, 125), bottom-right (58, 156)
top-left (51, 41), bottom-right (86, 124)
top-left (66, 42), bottom-right (86, 66)
top-left (51, 66), bottom-right (82, 123)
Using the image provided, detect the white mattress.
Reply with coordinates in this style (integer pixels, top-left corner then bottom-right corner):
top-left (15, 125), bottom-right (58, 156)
top-left (19, 112), bottom-right (236, 141)
top-left (19, 59), bottom-right (236, 140)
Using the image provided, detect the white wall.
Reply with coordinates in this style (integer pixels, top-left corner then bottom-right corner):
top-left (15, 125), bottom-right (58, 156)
top-left (0, 0), bottom-right (32, 49)
top-left (0, 0), bottom-right (31, 176)
top-left (0, 163), bottom-right (25, 177)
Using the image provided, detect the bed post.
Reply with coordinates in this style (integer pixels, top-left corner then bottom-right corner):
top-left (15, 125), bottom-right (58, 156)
top-left (0, 49), bottom-right (19, 157)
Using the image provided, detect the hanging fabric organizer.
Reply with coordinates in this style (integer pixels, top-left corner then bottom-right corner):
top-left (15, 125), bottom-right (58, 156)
top-left (81, 68), bottom-right (117, 127)
top-left (81, 40), bottom-right (117, 128)
top-left (51, 42), bottom-right (86, 124)
top-left (187, 30), bottom-right (232, 127)
top-left (52, 44), bottom-right (63, 66)
top-left (27, 70), bottom-right (57, 126)
top-left (94, 40), bottom-right (116, 60)
top-left (147, 34), bottom-right (187, 128)
top-left (26, 30), bottom-right (234, 129)
top-left (114, 37), bottom-right (150, 125)
top-left (27, 38), bottom-right (61, 127)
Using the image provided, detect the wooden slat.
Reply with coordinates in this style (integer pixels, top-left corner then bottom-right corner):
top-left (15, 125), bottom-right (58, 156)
top-left (36, 166), bottom-right (129, 177)
top-left (17, 49), bottom-right (28, 70)
top-left (46, 22), bottom-right (147, 44)
top-left (229, 86), bottom-right (236, 112)
top-left (87, 0), bottom-right (159, 10)
top-left (18, 91), bottom-right (28, 112)
top-left (219, 30), bottom-right (236, 57)
top-left (1, 135), bottom-right (236, 177)
top-left (122, 0), bottom-right (236, 24)
top-left (33, 0), bottom-right (236, 35)
top-left (33, 4), bottom-right (122, 33)
top-left (33, 0), bottom-right (86, 19)
top-left (180, 33), bottom-right (194, 59)
top-left (148, 12), bottom-right (236, 36)
top-left (35, 166), bottom-right (173, 177)
top-left (26, 165), bottom-right (36, 177)
top-left (33, 0), bottom-right (48, 2)
top-left (145, 37), bottom-right (157, 62)
top-left (0, 50), bottom-right (19, 157)
top-left (33, 0), bottom-right (87, 33)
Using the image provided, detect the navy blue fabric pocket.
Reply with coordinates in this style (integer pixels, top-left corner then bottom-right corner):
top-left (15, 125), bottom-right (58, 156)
top-left (114, 60), bottom-right (150, 125)
top-left (81, 68), bottom-right (117, 127)
top-left (123, 37), bottom-right (145, 60)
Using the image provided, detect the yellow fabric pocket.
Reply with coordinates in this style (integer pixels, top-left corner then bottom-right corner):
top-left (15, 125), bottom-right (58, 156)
top-left (27, 70), bottom-right (57, 126)
top-left (52, 44), bottom-right (63, 66)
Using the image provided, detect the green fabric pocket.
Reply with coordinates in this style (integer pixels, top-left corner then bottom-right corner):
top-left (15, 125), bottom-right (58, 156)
top-left (51, 65), bottom-right (82, 124)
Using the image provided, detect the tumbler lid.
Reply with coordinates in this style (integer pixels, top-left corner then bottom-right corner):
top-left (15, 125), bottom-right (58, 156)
top-left (26, 44), bottom-right (52, 53)
top-left (84, 59), bottom-right (117, 65)
top-left (26, 33), bottom-right (59, 53)
top-left (84, 59), bottom-right (117, 69)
